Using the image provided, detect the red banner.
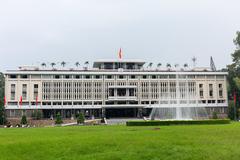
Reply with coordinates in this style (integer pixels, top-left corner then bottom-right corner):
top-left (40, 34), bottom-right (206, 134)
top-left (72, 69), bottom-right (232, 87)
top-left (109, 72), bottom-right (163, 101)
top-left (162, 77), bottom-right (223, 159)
top-left (4, 96), bottom-right (6, 106)
top-left (36, 96), bottom-right (38, 106)
top-left (118, 48), bottom-right (122, 59)
top-left (19, 96), bottom-right (22, 107)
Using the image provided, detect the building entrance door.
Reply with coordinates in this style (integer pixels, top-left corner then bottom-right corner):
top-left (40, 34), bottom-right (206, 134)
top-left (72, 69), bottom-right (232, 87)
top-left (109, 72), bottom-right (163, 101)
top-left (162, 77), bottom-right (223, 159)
top-left (105, 108), bottom-right (137, 118)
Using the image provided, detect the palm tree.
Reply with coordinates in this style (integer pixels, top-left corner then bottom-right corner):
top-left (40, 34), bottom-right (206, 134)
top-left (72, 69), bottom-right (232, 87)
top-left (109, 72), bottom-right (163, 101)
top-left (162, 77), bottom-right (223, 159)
top-left (184, 63), bottom-right (188, 68)
top-left (166, 63), bottom-right (171, 68)
top-left (157, 63), bottom-right (162, 68)
top-left (84, 61), bottom-right (89, 70)
top-left (192, 57), bottom-right (197, 67)
top-left (75, 62), bottom-right (80, 68)
top-left (50, 62), bottom-right (56, 69)
top-left (61, 61), bottom-right (66, 68)
top-left (41, 63), bottom-right (46, 68)
top-left (148, 62), bottom-right (153, 68)
top-left (174, 64), bottom-right (179, 68)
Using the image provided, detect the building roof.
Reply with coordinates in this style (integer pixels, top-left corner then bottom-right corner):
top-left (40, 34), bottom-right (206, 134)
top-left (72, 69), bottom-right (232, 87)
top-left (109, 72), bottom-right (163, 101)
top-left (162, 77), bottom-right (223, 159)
top-left (4, 70), bottom-right (228, 75)
top-left (93, 59), bottom-right (145, 68)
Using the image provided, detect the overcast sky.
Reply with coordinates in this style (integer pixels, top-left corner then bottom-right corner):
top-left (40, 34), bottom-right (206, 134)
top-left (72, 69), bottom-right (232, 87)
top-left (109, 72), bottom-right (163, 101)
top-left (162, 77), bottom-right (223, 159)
top-left (0, 0), bottom-right (240, 71)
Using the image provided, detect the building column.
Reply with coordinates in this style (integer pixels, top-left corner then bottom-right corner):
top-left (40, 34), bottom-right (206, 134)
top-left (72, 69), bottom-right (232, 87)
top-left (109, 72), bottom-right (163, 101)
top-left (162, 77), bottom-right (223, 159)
top-left (114, 88), bottom-right (117, 97)
top-left (102, 108), bottom-right (106, 118)
top-left (137, 108), bottom-right (143, 118)
top-left (71, 109), bottom-right (74, 120)
top-left (126, 88), bottom-right (129, 97)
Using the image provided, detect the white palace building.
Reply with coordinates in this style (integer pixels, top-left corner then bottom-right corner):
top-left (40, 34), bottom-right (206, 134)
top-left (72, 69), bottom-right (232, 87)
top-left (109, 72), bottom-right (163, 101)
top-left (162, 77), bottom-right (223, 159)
top-left (4, 58), bottom-right (228, 119)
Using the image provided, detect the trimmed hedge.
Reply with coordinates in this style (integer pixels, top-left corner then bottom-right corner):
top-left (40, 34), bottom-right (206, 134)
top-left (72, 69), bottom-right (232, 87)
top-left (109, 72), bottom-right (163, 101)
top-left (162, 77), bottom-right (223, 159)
top-left (126, 119), bottom-right (231, 126)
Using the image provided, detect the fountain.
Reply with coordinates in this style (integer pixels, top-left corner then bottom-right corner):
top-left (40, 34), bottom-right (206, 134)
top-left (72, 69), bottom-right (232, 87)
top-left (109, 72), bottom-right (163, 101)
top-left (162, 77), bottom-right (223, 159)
top-left (150, 74), bottom-right (209, 120)
top-left (150, 107), bottom-right (209, 120)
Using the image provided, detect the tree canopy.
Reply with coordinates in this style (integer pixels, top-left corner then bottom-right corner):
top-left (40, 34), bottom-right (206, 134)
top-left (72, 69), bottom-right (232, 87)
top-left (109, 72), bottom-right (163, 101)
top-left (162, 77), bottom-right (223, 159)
top-left (0, 72), bottom-right (6, 125)
top-left (227, 31), bottom-right (240, 120)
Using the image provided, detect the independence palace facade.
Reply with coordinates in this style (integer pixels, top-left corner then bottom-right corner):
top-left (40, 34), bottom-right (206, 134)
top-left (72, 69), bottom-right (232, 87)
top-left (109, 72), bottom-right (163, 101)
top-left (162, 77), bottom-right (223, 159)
top-left (4, 59), bottom-right (228, 119)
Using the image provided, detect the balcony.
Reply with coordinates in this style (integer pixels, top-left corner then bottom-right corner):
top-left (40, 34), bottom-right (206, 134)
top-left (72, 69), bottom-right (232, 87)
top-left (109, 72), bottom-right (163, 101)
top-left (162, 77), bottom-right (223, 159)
top-left (108, 96), bottom-right (137, 101)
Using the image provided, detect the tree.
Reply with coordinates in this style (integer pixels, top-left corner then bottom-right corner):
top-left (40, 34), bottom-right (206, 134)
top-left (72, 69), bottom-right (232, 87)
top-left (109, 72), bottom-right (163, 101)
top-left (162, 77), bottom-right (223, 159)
top-left (61, 61), bottom-right (66, 68)
top-left (77, 112), bottom-right (85, 124)
top-left (212, 111), bottom-right (218, 119)
top-left (227, 31), bottom-right (240, 120)
top-left (192, 57), bottom-right (197, 67)
top-left (184, 63), bottom-right (188, 68)
top-left (157, 63), bottom-right (162, 68)
top-left (84, 61), bottom-right (89, 69)
top-left (55, 112), bottom-right (63, 124)
top-left (0, 100), bottom-right (6, 125)
top-left (21, 115), bottom-right (27, 125)
top-left (228, 100), bottom-right (236, 120)
top-left (50, 62), bottom-right (56, 69)
top-left (75, 62), bottom-right (80, 68)
top-left (166, 63), bottom-right (171, 68)
top-left (148, 62), bottom-right (153, 68)
top-left (41, 63), bottom-right (47, 68)
top-left (0, 72), bottom-right (6, 125)
top-left (32, 110), bottom-right (42, 120)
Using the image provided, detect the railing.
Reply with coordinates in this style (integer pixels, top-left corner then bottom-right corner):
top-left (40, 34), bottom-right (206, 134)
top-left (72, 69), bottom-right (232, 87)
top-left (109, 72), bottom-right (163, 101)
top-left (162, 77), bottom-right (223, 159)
top-left (108, 96), bottom-right (137, 101)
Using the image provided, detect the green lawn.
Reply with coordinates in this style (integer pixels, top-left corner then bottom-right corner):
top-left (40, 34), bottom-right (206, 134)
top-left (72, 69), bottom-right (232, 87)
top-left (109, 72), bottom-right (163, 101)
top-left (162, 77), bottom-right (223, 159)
top-left (0, 123), bottom-right (240, 160)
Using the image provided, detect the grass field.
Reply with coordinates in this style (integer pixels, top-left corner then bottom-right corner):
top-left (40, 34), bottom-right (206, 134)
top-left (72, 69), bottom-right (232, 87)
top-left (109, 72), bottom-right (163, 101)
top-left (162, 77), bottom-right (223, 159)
top-left (0, 123), bottom-right (240, 160)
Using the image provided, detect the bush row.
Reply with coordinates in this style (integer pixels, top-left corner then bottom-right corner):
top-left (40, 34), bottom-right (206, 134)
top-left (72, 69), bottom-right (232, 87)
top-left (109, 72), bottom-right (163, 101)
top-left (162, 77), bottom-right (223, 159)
top-left (126, 119), bottom-right (231, 126)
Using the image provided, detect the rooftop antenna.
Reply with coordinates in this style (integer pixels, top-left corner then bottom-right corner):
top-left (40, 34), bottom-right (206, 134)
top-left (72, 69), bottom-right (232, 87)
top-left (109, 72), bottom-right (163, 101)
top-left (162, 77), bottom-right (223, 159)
top-left (210, 56), bottom-right (216, 71)
top-left (192, 56), bottom-right (197, 68)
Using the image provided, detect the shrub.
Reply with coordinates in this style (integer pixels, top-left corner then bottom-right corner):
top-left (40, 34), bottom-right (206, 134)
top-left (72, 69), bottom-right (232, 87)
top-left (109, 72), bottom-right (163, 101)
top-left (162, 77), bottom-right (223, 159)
top-left (0, 101), bottom-right (7, 125)
top-left (77, 112), bottom-right (85, 124)
top-left (228, 100), bottom-right (235, 120)
top-left (6, 121), bottom-right (11, 128)
top-left (212, 112), bottom-right (218, 119)
top-left (32, 110), bottom-right (43, 120)
top-left (126, 119), bottom-right (231, 126)
top-left (55, 113), bottom-right (63, 125)
top-left (21, 115), bottom-right (27, 125)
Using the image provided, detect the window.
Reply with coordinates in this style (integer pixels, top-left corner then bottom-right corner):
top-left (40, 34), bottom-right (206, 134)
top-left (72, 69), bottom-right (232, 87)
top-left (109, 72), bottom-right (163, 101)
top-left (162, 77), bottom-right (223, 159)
top-left (55, 75), bottom-right (60, 79)
top-left (65, 75), bottom-right (70, 79)
top-left (22, 84), bottom-right (27, 100)
top-left (119, 75), bottom-right (124, 79)
top-left (188, 75), bottom-right (195, 79)
top-left (117, 88), bottom-right (126, 96)
top-left (142, 75), bottom-right (147, 79)
top-left (34, 84), bottom-right (38, 89)
top-left (20, 75), bottom-right (28, 79)
top-left (109, 88), bottom-right (114, 96)
top-left (75, 75), bottom-right (80, 79)
top-left (152, 75), bottom-right (156, 79)
top-left (34, 84), bottom-right (38, 99)
top-left (10, 84), bottom-right (15, 100)
top-left (219, 84), bottom-right (223, 97)
top-left (209, 84), bottom-right (213, 97)
top-left (85, 75), bottom-right (90, 79)
top-left (130, 75), bottom-right (136, 79)
top-left (169, 75), bottom-right (176, 79)
top-left (10, 75), bottom-right (17, 79)
top-left (199, 84), bottom-right (204, 98)
top-left (129, 88), bottom-right (134, 96)
top-left (95, 75), bottom-right (101, 79)
top-left (127, 63), bottom-right (134, 69)
top-left (159, 75), bottom-right (168, 79)
top-left (104, 63), bottom-right (113, 69)
top-left (106, 75), bottom-right (112, 79)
